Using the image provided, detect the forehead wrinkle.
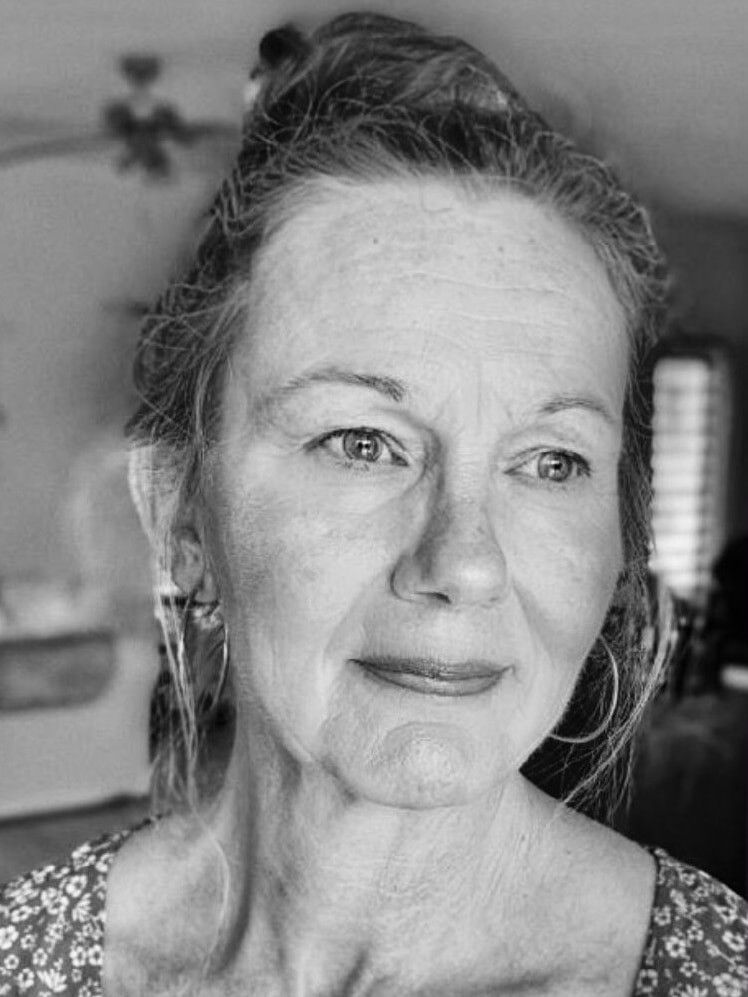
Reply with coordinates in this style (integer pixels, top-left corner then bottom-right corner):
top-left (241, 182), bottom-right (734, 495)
top-left (444, 310), bottom-right (588, 329)
top-left (397, 268), bottom-right (602, 302)
top-left (413, 343), bottom-right (621, 426)
top-left (252, 183), bottom-right (623, 331)
top-left (385, 267), bottom-right (622, 331)
top-left (232, 180), bottom-right (627, 436)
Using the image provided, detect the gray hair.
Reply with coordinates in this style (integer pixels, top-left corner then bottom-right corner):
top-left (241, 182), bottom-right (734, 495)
top-left (127, 12), bottom-right (669, 818)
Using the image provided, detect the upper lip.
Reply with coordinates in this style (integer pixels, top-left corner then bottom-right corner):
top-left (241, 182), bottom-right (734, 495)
top-left (353, 655), bottom-right (506, 680)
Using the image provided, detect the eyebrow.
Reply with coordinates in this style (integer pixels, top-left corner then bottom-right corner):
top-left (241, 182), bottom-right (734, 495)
top-left (269, 365), bottom-right (409, 406)
top-left (255, 365), bottom-right (617, 428)
top-left (537, 394), bottom-right (619, 427)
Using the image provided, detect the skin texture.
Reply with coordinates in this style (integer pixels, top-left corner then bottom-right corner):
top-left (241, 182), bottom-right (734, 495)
top-left (107, 179), bottom-right (655, 997)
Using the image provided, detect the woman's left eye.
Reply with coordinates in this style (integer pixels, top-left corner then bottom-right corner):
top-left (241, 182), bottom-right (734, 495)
top-left (308, 428), bottom-right (407, 470)
top-left (521, 450), bottom-right (590, 483)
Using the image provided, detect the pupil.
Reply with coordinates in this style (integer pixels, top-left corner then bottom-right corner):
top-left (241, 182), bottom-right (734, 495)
top-left (540, 453), bottom-right (570, 480)
top-left (343, 430), bottom-right (381, 462)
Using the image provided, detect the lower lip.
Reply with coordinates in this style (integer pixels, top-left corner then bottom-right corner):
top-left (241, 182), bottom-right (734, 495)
top-left (354, 661), bottom-right (504, 698)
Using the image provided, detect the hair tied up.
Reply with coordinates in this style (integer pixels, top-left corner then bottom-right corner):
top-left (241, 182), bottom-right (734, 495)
top-left (259, 25), bottom-right (310, 70)
top-left (243, 25), bottom-right (310, 114)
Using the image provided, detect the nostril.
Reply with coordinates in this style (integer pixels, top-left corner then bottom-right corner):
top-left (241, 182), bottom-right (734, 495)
top-left (430, 591), bottom-right (452, 605)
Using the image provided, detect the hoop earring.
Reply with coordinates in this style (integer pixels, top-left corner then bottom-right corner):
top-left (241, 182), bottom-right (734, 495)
top-left (175, 593), bottom-right (195, 698)
top-left (550, 638), bottom-right (620, 745)
top-left (212, 619), bottom-right (230, 708)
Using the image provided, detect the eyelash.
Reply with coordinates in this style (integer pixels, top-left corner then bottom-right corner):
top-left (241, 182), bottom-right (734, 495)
top-left (308, 427), bottom-right (407, 471)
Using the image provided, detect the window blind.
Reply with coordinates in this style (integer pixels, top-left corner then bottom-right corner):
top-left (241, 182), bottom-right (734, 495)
top-left (649, 347), bottom-right (730, 605)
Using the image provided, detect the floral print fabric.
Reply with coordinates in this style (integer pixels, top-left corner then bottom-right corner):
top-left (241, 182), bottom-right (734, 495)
top-left (634, 848), bottom-right (748, 996)
top-left (0, 830), bottom-right (128, 996)
top-left (1, 830), bottom-right (747, 995)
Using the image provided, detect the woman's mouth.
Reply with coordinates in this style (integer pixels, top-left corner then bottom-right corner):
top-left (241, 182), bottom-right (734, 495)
top-left (352, 656), bottom-right (506, 697)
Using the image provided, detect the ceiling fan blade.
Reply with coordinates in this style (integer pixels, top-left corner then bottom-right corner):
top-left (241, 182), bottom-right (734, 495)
top-left (0, 113), bottom-right (87, 139)
top-left (0, 133), bottom-right (113, 170)
top-left (181, 120), bottom-right (239, 141)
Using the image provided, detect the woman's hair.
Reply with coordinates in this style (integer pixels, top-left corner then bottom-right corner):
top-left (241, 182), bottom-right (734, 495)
top-left (127, 11), bottom-right (669, 819)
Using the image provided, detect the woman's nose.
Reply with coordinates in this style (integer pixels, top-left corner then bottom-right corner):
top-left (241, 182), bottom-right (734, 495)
top-left (390, 490), bottom-right (509, 608)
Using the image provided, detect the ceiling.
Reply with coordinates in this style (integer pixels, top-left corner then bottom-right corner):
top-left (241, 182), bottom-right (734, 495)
top-left (2, 0), bottom-right (747, 215)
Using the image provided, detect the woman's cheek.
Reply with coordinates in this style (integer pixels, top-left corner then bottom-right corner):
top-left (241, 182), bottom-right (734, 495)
top-left (510, 503), bottom-right (621, 647)
top-left (220, 488), bottom-right (388, 649)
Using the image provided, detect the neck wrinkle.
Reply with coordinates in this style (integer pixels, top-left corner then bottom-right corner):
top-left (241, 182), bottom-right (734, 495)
top-left (200, 720), bottom-right (551, 993)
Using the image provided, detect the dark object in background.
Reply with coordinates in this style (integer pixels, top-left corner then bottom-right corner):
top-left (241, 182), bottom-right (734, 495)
top-left (619, 689), bottom-right (748, 898)
top-left (0, 631), bottom-right (114, 711)
top-left (616, 541), bottom-right (748, 898)
top-left (672, 534), bottom-right (748, 696)
top-left (702, 534), bottom-right (748, 672)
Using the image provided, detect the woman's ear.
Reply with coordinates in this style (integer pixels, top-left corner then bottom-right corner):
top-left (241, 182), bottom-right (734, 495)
top-left (171, 524), bottom-right (219, 603)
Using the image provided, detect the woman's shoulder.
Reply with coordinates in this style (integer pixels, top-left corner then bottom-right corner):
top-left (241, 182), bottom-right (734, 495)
top-left (532, 801), bottom-right (748, 995)
top-left (0, 824), bottom-right (141, 996)
top-left (633, 847), bottom-right (748, 996)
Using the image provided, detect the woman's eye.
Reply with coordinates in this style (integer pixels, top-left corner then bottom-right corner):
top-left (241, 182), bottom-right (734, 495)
top-left (341, 429), bottom-right (384, 463)
top-left (311, 428), bottom-right (406, 470)
top-left (529, 450), bottom-right (590, 483)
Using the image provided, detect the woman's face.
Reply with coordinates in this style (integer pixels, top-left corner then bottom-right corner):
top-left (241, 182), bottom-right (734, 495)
top-left (199, 178), bottom-right (628, 809)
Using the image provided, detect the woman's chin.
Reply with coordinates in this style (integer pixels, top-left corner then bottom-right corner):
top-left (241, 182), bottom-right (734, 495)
top-left (326, 722), bottom-right (498, 809)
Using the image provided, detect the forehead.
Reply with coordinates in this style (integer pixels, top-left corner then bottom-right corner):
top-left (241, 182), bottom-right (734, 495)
top-left (234, 177), bottom-right (627, 400)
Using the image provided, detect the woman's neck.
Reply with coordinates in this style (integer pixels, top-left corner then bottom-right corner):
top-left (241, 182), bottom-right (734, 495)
top-left (200, 727), bottom-right (560, 995)
top-left (105, 725), bottom-right (653, 997)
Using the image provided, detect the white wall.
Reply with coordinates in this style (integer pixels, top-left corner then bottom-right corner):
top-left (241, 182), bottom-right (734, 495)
top-left (0, 162), bottom-right (210, 583)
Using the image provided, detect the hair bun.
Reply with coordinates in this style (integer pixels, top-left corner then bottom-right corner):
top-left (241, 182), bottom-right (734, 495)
top-left (258, 24), bottom-right (309, 70)
top-left (243, 25), bottom-right (309, 114)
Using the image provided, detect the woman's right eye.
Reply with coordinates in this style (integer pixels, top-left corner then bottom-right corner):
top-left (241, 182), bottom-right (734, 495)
top-left (307, 428), bottom-right (408, 471)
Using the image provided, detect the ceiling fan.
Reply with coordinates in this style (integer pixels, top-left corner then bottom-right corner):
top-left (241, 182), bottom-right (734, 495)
top-left (0, 53), bottom-right (240, 180)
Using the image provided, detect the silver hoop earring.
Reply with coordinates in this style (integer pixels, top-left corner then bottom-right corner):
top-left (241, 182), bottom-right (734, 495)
top-left (175, 593), bottom-right (195, 692)
top-left (212, 620), bottom-right (230, 708)
top-left (550, 638), bottom-right (619, 745)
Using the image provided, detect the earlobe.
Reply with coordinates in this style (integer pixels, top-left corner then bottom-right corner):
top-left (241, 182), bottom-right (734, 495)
top-left (171, 526), bottom-right (219, 603)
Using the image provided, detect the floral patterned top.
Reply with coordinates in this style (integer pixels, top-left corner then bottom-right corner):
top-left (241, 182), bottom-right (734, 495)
top-left (0, 828), bottom-right (747, 995)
